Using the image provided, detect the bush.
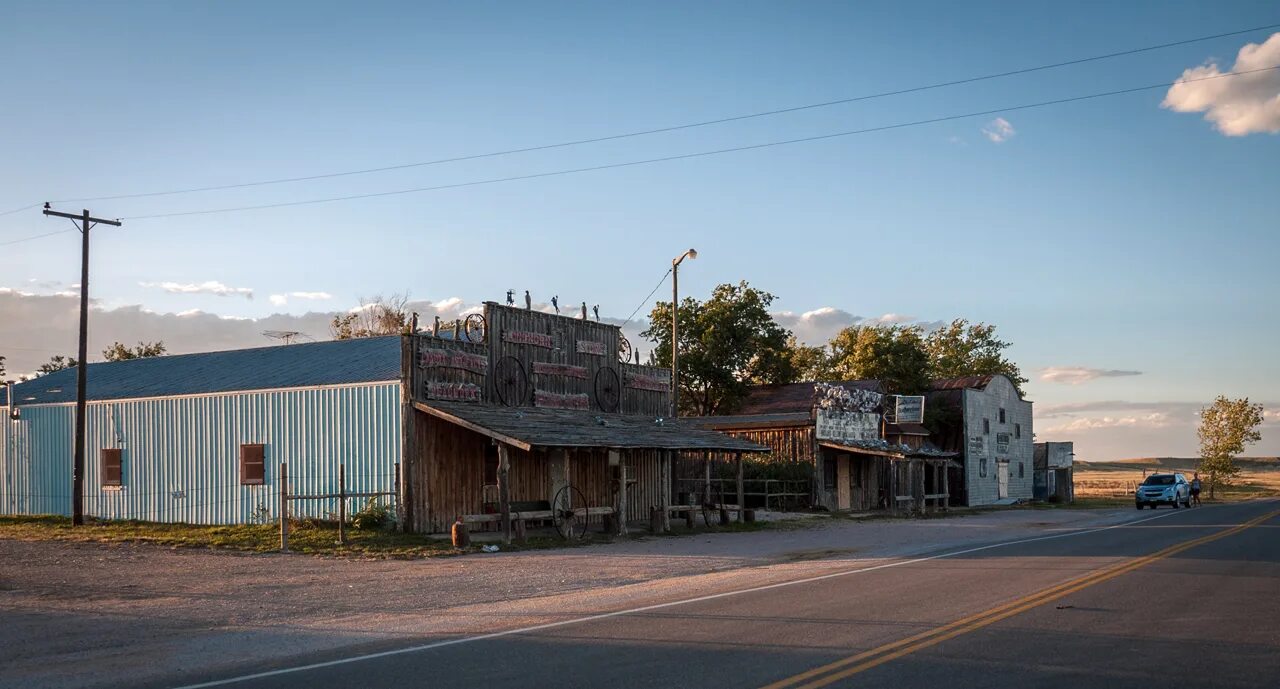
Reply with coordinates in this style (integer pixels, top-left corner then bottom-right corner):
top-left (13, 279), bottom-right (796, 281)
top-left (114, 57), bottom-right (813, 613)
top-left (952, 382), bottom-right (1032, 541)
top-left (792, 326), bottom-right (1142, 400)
top-left (352, 498), bottom-right (392, 530)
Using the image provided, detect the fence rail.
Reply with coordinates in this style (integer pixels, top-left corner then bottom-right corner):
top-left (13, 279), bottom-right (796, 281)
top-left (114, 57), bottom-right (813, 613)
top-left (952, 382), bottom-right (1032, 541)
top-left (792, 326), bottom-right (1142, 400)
top-left (279, 462), bottom-right (398, 552)
top-left (674, 477), bottom-right (810, 511)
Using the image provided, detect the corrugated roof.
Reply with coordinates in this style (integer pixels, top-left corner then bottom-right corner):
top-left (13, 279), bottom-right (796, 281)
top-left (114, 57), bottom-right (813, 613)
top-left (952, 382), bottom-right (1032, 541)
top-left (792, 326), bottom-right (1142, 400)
top-left (2, 336), bottom-right (401, 406)
top-left (688, 412), bottom-right (812, 431)
top-left (416, 401), bottom-right (769, 453)
top-left (929, 375), bottom-right (995, 392)
top-left (734, 380), bottom-right (884, 415)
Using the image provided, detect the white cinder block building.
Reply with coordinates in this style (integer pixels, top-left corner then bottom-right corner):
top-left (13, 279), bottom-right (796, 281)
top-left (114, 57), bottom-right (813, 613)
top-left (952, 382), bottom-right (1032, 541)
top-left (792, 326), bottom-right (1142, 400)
top-left (929, 375), bottom-right (1033, 506)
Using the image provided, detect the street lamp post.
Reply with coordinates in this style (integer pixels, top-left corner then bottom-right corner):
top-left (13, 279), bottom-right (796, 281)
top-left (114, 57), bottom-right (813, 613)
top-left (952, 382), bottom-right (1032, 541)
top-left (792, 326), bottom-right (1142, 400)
top-left (671, 248), bottom-right (697, 418)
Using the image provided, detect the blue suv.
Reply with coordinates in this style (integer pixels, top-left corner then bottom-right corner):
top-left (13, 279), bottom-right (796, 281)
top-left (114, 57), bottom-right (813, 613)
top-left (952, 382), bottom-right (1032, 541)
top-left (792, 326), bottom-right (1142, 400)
top-left (1135, 473), bottom-right (1191, 509)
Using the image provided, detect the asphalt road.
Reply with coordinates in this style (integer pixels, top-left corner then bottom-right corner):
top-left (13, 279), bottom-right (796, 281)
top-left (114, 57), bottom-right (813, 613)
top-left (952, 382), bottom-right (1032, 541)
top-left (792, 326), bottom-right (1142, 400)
top-left (175, 499), bottom-right (1280, 689)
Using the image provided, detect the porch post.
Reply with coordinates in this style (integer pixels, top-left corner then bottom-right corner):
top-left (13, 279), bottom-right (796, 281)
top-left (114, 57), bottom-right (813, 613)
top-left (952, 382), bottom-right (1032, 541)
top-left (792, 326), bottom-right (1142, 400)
top-left (660, 451), bottom-right (672, 533)
top-left (735, 452), bottom-right (744, 523)
top-left (497, 444), bottom-right (512, 545)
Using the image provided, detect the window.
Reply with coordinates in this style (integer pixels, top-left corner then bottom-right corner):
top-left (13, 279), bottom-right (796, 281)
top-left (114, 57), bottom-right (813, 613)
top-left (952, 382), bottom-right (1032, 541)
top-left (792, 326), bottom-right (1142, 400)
top-left (999, 408), bottom-right (1006, 424)
top-left (979, 458), bottom-right (988, 478)
top-left (240, 444), bottom-right (265, 485)
top-left (1018, 462), bottom-right (1025, 478)
top-left (983, 418), bottom-right (990, 435)
top-left (823, 458), bottom-right (837, 490)
top-left (1015, 423), bottom-right (1021, 439)
top-left (483, 444), bottom-right (499, 485)
top-left (101, 448), bottom-right (122, 487)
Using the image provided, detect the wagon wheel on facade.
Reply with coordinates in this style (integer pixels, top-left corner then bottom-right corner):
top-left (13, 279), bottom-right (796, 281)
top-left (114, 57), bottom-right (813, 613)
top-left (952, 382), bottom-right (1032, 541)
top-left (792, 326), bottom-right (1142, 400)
top-left (493, 356), bottom-right (529, 407)
top-left (701, 476), bottom-right (723, 527)
top-left (552, 484), bottom-right (589, 540)
top-left (594, 367), bottom-right (621, 413)
top-left (463, 313), bottom-right (486, 343)
top-left (617, 335), bottom-right (633, 364)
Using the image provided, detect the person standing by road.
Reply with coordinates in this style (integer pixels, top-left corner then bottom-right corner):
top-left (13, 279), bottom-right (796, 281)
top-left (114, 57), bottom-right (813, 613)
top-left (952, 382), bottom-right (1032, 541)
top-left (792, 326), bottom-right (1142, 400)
top-left (1191, 473), bottom-right (1203, 506)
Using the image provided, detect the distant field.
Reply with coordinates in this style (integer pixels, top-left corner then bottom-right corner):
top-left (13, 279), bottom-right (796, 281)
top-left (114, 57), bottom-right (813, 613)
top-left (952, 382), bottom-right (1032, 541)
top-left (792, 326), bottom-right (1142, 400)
top-left (1075, 457), bottom-right (1280, 502)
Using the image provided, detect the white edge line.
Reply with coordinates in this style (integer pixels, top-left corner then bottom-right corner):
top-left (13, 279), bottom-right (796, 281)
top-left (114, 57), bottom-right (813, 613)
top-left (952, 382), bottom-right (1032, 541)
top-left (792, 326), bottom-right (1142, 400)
top-left (175, 502), bottom-right (1248, 688)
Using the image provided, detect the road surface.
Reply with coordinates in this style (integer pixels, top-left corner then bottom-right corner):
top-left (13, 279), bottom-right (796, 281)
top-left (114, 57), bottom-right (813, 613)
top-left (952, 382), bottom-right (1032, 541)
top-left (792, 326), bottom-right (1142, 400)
top-left (169, 499), bottom-right (1280, 689)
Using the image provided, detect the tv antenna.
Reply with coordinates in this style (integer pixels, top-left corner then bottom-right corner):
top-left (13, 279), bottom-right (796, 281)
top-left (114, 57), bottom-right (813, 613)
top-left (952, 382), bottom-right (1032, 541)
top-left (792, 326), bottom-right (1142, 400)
top-left (263, 330), bottom-right (306, 345)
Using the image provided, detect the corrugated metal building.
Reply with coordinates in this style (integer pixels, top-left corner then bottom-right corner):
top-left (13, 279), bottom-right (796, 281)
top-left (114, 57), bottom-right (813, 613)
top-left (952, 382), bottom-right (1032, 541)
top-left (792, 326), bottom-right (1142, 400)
top-left (0, 337), bottom-right (401, 523)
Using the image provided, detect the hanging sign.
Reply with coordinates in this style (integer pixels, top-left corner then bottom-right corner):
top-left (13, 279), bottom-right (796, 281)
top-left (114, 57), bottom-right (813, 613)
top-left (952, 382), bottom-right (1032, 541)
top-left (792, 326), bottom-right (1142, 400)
top-left (815, 409), bottom-right (881, 443)
top-left (425, 381), bottom-right (482, 402)
top-left (503, 330), bottom-right (554, 348)
top-left (534, 390), bottom-right (590, 410)
top-left (625, 371), bottom-right (670, 392)
top-left (419, 348), bottom-right (488, 374)
top-left (894, 396), bottom-right (925, 424)
top-left (575, 340), bottom-right (607, 356)
top-left (532, 362), bottom-right (588, 380)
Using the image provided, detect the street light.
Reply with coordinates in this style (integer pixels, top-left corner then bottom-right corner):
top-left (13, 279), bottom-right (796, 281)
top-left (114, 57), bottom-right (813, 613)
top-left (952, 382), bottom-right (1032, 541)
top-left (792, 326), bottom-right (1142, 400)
top-left (671, 248), bottom-right (697, 418)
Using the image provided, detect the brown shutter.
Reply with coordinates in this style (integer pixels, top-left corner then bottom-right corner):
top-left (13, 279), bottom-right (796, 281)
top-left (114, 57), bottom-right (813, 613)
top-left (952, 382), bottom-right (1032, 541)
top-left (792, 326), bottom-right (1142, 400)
top-left (240, 444), bottom-right (266, 485)
top-left (101, 449), bottom-right (123, 487)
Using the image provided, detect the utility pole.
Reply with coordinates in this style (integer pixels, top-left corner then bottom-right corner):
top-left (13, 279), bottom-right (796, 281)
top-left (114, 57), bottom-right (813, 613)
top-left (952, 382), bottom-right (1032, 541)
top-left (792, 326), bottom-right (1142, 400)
top-left (670, 249), bottom-right (697, 418)
top-left (43, 204), bottom-right (122, 526)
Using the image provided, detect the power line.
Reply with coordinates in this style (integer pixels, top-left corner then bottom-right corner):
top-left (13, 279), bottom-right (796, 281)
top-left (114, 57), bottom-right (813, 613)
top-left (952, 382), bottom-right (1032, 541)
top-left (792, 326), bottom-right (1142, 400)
top-left (115, 65), bottom-right (1278, 221)
top-left (31, 21), bottom-right (1280, 206)
top-left (622, 268), bottom-right (673, 329)
top-left (0, 228), bottom-right (75, 247)
top-left (0, 203), bottom-right (43, 218)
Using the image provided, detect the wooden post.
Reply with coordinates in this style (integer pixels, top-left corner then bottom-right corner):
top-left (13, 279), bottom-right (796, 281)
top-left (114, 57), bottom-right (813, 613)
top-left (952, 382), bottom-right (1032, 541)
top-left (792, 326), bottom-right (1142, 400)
top-left (660, 451), bottom-right (671, 533)
top-left (888, 463), bottom-right (897, 516)
top-left (338, 463), bottom-right (346, 545)
top-left (279, 462), bottom-right (289, 552)
top-left (393, 462), bottom-right (402, 527)
top-left (915, 461), bottom-right (925, 515)
top-left (498, 444), bottom-right (512, 544)
top-left (735, 452), bottom-right (744, 523)
top-left (616, 461), bottom-right (628, 536)
top-left (399, 335), bottom-right (417, 533)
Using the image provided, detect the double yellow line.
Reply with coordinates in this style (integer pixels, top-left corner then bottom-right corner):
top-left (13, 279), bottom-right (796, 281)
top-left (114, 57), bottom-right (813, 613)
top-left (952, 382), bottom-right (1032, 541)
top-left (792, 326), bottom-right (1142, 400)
top-left (763, 508), bottom-right (1280, 689)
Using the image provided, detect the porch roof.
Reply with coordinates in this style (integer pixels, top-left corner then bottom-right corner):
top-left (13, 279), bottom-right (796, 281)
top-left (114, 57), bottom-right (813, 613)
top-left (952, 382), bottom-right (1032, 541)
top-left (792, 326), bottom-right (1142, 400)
top-left (819, 439), bottom-right (960, 462)
top-left (414, 401), bottom-right (770, 453)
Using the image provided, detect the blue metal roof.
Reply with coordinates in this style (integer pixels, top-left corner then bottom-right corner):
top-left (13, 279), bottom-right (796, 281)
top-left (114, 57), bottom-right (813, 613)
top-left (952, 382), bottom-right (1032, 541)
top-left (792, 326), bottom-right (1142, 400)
top-left (2, 336), bottom-right (401, 406)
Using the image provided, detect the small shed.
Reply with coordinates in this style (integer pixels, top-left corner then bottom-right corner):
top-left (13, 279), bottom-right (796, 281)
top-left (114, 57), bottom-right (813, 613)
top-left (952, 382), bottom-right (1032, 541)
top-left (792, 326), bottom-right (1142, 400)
top-left (1034, 441), bottom-right (1074, 502)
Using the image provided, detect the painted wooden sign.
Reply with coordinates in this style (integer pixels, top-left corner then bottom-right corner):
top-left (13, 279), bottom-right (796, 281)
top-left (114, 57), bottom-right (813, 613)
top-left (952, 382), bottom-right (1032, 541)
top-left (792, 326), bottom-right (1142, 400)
top-left (419, 348), bottom-right (488, 374)
top-left (996, 432), bottom-right (1011, 454)
top-left (503, 330), bottom-right (554, 349)
top-left (968, 436), bottom-right (986, 456)
top-left (624, 371), bottom-right (670, 392)
top-left (815, 409), bottom-right (880, 444)
top-left (894, 395), bottom-right (925, 424)
top-left (532, 362), bottom-right (588, 380)
top-left (425, 381), bottom-right (482, 402)
top-left (534, 390), bottom-right (590, 410)
top-left (575, 340), bottom-right (607, 356)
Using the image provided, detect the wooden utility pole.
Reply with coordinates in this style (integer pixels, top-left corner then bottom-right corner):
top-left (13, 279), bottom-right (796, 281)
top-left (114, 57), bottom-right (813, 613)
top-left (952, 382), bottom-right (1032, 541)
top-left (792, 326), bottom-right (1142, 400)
top-left (42, 205), bottom-right (121, 526)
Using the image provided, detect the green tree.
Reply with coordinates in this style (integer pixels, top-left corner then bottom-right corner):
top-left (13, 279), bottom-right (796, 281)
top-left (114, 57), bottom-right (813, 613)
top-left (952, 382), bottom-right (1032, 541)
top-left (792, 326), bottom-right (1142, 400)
top-left (826, 324), bottom-right (930, 394)
top-left (924, 319), bottom-right (1027, 394)
top-left (331, 293), bottom-right (410, 340)
top-left (102, 341), bottom-right (166, 361)
top-left (1197, 396), bottom-right (1264, 500)
top-left (643, 281), bottom-right (794, 416)
top-left (783, 336), bottom-right (836, 381)
top-left (37, 355), bottom-right (78, 375)
top-left (0, 354), bottom-right (6, 379)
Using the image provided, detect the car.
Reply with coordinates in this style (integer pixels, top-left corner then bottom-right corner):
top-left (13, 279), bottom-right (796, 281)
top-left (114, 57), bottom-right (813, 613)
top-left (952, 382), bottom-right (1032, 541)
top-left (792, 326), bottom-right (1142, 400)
top-left (1135, 473), bottom-right (1191, 509)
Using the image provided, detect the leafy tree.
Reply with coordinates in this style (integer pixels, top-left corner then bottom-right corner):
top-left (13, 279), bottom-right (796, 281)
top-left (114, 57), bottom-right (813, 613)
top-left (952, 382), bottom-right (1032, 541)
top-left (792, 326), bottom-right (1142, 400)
top-left (924, 319), bottom-right (1027, 394)
top-left (643, 281), bottom-right (794, 416)
top-left (103, 341), bottom-right (166, 361)
top-left (331, 293), bottom-right (411, 340)
top-left (0, 354), bottom-right (5, 379)
top-left (37, 355), bottom-right (78, 375)
top-left (783, 336), bottom-right (836, 381)
top-left (1197, 396), bottom-right (1264, 500)
top-left (826, 324), bottom-right (931, 394)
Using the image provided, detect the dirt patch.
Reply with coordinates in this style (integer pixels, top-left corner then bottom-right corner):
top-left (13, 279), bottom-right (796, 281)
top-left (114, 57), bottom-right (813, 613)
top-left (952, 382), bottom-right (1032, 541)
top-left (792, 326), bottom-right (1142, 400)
top-left (778, 547), bottom-right (859, 562)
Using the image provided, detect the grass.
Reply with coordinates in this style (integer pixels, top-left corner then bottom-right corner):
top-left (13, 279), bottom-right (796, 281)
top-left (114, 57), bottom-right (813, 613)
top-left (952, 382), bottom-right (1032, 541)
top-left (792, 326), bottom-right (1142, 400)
top-left (1073, 457), bottom-right (1280, 505)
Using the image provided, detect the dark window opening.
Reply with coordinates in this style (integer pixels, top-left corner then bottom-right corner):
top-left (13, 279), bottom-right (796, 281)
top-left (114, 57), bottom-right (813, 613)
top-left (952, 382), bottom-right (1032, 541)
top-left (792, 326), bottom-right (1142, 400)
top-left (484, 443), bottom-right (499, 485)
top-left (1018, 462), bottom-right (1025, 478)
top-left (999, 408), bottom-right (1006, 424)
top-left (983, 418), bottom-right (991, 435)
top-left (823, 458), bottom-right (837, 490)
top-left (1015, 423), bottom-right (1021, 439)
top-left (101, 448), bottom-right (122, 487)
top-left (980, 458), bottom-right (988, 478)
top-left (240, 444), bottom-right (265, 485)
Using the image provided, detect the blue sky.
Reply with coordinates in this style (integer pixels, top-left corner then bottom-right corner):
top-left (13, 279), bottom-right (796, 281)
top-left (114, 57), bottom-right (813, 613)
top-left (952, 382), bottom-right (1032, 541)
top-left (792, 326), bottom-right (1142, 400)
top-left (2, 1), bottom-right (1278, 459)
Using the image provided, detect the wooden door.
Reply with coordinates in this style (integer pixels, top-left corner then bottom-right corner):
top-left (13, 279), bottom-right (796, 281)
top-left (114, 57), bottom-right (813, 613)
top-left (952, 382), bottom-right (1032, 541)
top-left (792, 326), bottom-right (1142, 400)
top-left (997, 461), bottom-right (1009, 499)
top-left (837, 454), bottom-right (851, 510)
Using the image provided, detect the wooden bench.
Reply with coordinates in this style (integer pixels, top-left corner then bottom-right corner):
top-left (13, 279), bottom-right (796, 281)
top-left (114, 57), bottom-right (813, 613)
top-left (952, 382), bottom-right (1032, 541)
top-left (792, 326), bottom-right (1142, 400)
top-left (462, 504), bottom-right (616, 538)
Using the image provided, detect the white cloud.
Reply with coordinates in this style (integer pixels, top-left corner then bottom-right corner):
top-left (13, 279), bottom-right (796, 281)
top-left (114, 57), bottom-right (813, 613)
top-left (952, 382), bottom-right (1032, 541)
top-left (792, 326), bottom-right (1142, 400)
top-left (870, 313), bottom-right (915, 324)
top-left (176, 309), bottom-right (203, 317)
top-left (1040, 412), bottom-right (1174, 434)
top-left (139, 281), bottom-right (254, 299)
top-left (981, 117), bottom-right (1016, 143)
top-left (289, 291), bottom-right (332, 300)
top-left (269, 294), bottom-right (288, 307)
top-left (1162, 32), bottom-right (1280, 136)
top-left (1039, 366), bottom-right (1143, 385)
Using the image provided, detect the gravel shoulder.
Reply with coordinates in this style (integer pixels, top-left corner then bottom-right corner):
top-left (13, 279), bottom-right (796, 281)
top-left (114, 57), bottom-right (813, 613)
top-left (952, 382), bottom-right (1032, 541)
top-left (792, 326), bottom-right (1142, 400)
top-left (0, 507), bottom-right (1142, 689)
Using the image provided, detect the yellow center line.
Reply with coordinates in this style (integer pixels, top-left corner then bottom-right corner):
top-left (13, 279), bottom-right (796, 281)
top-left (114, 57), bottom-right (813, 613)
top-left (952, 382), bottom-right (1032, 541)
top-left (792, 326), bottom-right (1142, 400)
top-left (762, 508), bottom-right (1280, 689)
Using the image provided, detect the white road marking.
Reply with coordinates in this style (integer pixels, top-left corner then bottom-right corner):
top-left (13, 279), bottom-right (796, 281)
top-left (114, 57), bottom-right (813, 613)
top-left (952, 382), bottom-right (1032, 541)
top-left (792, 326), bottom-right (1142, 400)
top-left (175, 502), bottom-right (1254, 688)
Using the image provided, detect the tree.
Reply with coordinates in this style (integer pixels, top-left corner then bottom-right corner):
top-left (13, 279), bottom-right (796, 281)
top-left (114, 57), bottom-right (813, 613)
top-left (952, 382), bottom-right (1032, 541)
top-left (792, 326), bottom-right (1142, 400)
top-left (1197, 396), bottom-right (1264, 500)
top-left (783, 336), bottom-right (836, 381)
top-left (103, 341), bottom-right (166, 362)
top-left (643, 281), bottom-right (795, 416)
top-left (0, 354), bottom-right (5, 379)
top-left (924, 319), bottom-right (1027, 394)
top-left (826, 324), bottom-right (931, 394)
top-left (331, 293), bottom-right (411, 340)
top-left (37, 355), bottom-right (78, 375)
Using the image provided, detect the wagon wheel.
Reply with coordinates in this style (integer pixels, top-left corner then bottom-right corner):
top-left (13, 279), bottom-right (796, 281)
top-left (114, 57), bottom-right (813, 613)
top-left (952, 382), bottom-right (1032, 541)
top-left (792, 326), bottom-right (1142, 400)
top-left (701, 477), bottom-right (723, 527)
top-left (493, 356), bottom-right (528, 407)
top-left (617, 335), bottom-right (633, 364)
top-left (463, 313), bottom-right (486, 343)
top-left (552, 484), bottom-right (589, 540)
top-left (594, 367), bottom-right (621, 413)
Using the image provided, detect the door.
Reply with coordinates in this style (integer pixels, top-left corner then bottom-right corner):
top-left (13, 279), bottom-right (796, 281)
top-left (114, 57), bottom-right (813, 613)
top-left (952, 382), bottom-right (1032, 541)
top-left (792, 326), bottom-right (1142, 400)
top-left (837, 454), bottom-right (851, 510)
top-left (997, 461), bottom-right (1009, 499)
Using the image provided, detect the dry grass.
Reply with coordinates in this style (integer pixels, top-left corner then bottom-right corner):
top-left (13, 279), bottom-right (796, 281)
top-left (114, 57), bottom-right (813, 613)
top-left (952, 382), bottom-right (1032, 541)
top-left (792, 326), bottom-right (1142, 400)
top-left (1074, 457), bottom-right (1280, 503)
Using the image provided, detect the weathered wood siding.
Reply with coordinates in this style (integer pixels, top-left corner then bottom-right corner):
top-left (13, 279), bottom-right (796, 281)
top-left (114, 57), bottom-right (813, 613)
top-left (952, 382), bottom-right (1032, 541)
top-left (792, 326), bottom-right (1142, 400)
top-left (619, 363), bottom-right (671, 416)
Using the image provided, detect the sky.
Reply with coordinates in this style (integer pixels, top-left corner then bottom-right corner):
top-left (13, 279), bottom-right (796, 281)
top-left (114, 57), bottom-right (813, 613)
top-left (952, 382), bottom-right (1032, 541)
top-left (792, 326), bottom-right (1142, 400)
top-left (2, 1), bottom-right (1278, 461)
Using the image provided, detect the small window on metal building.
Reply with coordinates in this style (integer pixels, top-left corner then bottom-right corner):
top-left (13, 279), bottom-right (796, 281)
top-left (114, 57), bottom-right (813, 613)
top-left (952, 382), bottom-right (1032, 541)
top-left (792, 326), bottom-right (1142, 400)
top-left (983, 418), bottom-right (990, 435)
top-left (101, 448), bottom-right (122, 487)
top-left (1015, 423), bottom-right (1021, 439)
top-left (1018, 461), bottom-right (1025, 478)
top-left (999, 408), bottom-right (1006, 424)
top-left (979, 457), bottom-right (988, 478)
top-left (240, 444), bottom-right (266, 485)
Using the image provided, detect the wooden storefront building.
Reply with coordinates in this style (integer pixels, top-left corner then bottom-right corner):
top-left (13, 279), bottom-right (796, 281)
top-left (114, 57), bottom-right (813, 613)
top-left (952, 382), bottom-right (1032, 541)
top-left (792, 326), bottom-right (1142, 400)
top-left (400, 302), bottom-right (765, 536)
top-left (697, 381), bottom-right (958, 513)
